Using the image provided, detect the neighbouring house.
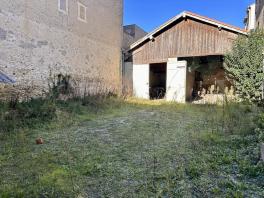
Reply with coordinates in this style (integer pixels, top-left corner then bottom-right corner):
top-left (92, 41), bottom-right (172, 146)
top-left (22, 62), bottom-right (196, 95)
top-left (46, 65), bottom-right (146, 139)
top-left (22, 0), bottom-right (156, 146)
top-left (256, 0), bottom-right (264, 28)
top-left (123, 24), bottom-right (148, 50)
top-left (122, 24), bottom-right (147, 95)
top-left (0, 0), bottom-right (123, 98)
top-left (129, 11), bottom-right (247, 103)
top-left (244, 4), bottom-right (256, 30)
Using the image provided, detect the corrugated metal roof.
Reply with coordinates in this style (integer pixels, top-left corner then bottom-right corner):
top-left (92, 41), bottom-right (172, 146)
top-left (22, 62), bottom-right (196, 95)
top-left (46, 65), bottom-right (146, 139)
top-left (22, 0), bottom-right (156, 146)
top-left (0, 71), bottom-right (15, 83)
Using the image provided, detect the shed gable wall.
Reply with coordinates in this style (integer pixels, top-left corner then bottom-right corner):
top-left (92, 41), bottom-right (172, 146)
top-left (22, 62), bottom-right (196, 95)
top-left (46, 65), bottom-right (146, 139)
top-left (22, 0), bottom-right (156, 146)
top-left (132, 19), bottom-right (239, 64)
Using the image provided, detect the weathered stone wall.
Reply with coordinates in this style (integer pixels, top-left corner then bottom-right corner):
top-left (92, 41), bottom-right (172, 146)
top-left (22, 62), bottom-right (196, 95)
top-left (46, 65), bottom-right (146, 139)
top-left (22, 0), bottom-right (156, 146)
top-left (0, 0), bottom-right (123, 97)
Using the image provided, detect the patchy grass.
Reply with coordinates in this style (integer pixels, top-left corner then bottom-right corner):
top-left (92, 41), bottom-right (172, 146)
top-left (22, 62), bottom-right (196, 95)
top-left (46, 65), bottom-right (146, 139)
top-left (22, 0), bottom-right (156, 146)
top-left (0, 98), bottom-right (57, 133)
top-left (0, 99), bottom-right (263, 197)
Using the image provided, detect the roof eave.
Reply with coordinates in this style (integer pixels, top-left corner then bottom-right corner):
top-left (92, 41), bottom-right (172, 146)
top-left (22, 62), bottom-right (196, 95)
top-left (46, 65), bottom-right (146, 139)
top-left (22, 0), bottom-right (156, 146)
top-left (129, 11), bottom-right (185, 51)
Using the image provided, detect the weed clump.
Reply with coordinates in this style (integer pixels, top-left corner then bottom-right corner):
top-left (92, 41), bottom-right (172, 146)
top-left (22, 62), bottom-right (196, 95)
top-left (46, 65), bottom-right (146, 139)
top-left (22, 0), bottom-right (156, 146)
top-left (0, 98), bottom-right (57, 132)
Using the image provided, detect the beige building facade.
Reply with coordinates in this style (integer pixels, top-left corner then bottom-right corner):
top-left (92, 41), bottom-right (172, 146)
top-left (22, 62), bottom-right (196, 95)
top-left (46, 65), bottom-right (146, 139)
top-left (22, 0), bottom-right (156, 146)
top-left (123, 24), bottom-right (147, 50)
top-left (244, 4), bottom-right (256, 30)
top-left (256, 0), bottom-right (264, 28)
top-left (0, 0), bottom-right (123, 97)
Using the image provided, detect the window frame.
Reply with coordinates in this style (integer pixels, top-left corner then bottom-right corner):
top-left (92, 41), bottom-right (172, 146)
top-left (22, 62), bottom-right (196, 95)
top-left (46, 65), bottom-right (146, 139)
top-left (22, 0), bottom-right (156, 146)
top-left (58, 0), bottom-right (68, 15)
top-left (77, 2), bottom-right (87, 23)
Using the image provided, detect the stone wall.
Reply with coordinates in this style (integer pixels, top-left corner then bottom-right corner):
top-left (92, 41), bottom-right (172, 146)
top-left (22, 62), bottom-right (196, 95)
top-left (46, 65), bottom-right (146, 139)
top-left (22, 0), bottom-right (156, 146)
top-left (0, 0), bottom-right (123, 97)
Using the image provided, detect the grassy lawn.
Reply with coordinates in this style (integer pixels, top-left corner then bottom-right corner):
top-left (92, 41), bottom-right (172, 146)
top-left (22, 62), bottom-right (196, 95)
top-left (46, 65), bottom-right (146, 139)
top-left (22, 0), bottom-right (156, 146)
top-left (0, 99), bottom-right (263, 197)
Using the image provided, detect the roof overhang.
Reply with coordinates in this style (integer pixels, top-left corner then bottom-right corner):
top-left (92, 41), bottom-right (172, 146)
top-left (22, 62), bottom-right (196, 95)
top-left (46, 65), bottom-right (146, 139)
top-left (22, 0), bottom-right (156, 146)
top-left (130, 11), bottom-right (248, 51)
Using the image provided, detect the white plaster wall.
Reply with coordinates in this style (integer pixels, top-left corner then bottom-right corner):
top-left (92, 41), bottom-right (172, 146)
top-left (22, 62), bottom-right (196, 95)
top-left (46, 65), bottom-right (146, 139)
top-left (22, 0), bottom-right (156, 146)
top-left (247, 4), bottom-right (256, 30)
top-left (166, 58), bottom-right (187, 103)
top-left (133, 64), bottom-right (149, 99)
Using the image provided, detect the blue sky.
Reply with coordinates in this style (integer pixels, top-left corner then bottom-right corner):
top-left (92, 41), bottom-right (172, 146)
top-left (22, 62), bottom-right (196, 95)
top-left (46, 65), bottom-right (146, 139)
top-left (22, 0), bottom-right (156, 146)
top-left (124, 0), bottom-right (255, 32)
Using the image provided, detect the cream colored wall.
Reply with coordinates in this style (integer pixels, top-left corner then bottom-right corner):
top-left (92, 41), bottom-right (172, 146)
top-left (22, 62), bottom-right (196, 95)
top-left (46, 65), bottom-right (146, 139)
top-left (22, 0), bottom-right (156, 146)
top-left (166, 58), bottom-right (187, 103)
top-left (245, 4), bottom-right (256, 30)
top-left (256, 0), bottom-right (264, 28)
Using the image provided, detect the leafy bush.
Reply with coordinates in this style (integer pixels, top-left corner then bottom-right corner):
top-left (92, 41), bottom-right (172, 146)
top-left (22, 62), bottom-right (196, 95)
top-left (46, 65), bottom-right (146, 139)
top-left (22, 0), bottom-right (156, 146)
top-left (224, 29), bottom-right (264, 104)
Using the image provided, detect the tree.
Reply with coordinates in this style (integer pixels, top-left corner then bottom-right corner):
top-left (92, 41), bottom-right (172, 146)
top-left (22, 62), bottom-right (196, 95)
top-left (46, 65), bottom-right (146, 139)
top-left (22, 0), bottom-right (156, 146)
top-left (224, 29), bottom-right (264, 104)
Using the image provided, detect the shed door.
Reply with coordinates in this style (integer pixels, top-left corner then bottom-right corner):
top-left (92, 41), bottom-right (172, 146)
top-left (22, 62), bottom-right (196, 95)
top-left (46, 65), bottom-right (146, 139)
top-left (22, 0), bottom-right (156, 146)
top-left (133, 64), bottom-right (149, 99)
top-left (166, 59), bottom-right (187, 103)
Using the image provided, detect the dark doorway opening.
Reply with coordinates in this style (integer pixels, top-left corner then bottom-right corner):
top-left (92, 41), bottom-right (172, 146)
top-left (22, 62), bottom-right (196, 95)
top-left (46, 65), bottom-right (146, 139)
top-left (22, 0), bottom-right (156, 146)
top-left (149, 63), bottom-right (167, 99)
top-left (182, 55), bottom-right (233, 102)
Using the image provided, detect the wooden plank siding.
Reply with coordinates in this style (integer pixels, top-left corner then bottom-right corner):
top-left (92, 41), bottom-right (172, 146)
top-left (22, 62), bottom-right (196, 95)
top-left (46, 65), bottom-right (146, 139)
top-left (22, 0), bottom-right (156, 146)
top-left (132, 18), bottom-right (239, 65)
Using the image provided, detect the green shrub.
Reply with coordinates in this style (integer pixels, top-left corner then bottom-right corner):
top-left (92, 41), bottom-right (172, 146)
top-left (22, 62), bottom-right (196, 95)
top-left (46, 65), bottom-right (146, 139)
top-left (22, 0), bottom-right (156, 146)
top-left (224, 29), bottom-right (264, 104)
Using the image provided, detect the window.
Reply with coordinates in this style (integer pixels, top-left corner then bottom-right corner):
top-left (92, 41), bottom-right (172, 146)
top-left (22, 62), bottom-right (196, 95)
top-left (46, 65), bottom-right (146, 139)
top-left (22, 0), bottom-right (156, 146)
top-left (78, 2), bottom-right (87, 22)
top-left (58, 0), bottom-right (68, 14)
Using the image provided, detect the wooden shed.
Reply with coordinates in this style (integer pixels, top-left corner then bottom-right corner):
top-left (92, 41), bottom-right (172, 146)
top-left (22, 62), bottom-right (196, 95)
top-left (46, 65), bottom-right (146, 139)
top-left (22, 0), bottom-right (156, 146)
top-left (129, 11), bottom-right (247, 103)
